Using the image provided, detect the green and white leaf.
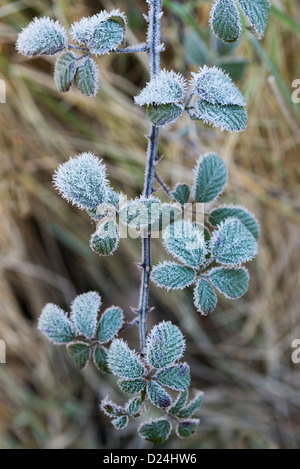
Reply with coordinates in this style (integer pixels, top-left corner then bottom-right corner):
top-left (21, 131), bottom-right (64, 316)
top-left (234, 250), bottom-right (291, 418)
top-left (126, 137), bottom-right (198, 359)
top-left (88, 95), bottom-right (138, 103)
top-left (151, 262), bottom-right (196, 291)
top-left (146, 321), bottom-right (185, 369)
top-left (193, 278), bottom-right (217, 315)
top-left (93, 345), bottom-right (110, 373)
top-left (71, 291), bottom-right (101, 339)
top-left (67, 341), bottom-right (91, 370)
top-left (90, 221), bottom-right (119, 256)
top-left (108, 339), bottom-right (146, 379)
top-left (157, 363), bottom-right (191, 391)
top-left (238, 0), bottom-right (271, 39)
top-left (125, 396), bottom-right (144, 417)
top-left (190, 99), bottom-right (248, 133)
top-left (119, 197), bottom-right (161, 231)
top-left (54, 52), bottom-right (77, 93)
top-left (171, 183), bottom-right (190, 205)
top-left (101, 398), bottom-right (125, 417)
top-left (169, 390), bottom-right (189, 415)
top-left (135, 69), bottom-right (187, 106)
top-left (147, 381), bottom-right (172, 409)
top-left (209, 267), bottom-right (249, 298)
top-left (163, 220), bottom-right (206, 269)
top-left (38, 303), bottom-right (75, 344)
top-left (177, 391), bottom-right (204, 418)
top-left (191, 65), bottom-right (246, 106)
top-left (209, 205), bottom-right (260, 239)
top-left (75, 56), bottom-right (99, 96)
top-left (176, 419), bottom-right (199, 438)
top-left (146, 103), bottom-right (184, 127)
top-left (96, 306), bottom-right (124, 344)
top-left (210, 217), bottom-right (257, 265)
top-left (118, 378), bottom-right (146, 395)
top-left (193, 153), bottom-right (228, 203)
top-left (112, 415), bottom-right (129, 429)
top-left (210, 0), bottom-right (242, 43)
top-left (139, 419), bottom-right (172, 444)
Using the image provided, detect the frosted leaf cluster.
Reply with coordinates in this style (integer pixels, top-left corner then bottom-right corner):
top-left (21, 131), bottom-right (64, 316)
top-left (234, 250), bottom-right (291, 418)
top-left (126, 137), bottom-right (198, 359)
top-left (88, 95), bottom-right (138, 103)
top-left (135, 70), bottom-right (187, 106)
top-left (16, 17), bottom-right (67, 56)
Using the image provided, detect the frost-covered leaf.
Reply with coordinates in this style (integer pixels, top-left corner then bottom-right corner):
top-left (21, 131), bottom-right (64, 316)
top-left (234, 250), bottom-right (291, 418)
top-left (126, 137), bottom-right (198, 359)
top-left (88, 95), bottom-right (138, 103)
top-left (193, 153), bottom-right (228, 203)
top-left (38, 303), bottom-right (75, 344)
top-left (146, 321), bottom-right (185, 369)
top-left (176, 419), bottom-right (199, 438)
top-left (139, 419), bottom-right (171, 444)
top-left (135, 70), bottom-right (187, 106)
top-left (169, 390), bottom-right (189, 415)
top-left (190, 99), bottom-right (248, 133)
top-left (75, 56), bottom-right (99, 96)
top-left (96, 306), bottom-right (124, 344)
top-left (54, 52), bottom-right (76, 93)
top-left (112, 415), bottom-right (129, 429)
top-left (16, 17), bottom-right (67, 57)
top-left (93, 345), bottom-right (110, 373)
top-left (71, 291), bottom-right (101, 339)
top-left (157, 363), bottom-right (191, 391)
top-left (101, 398), bottom-right (124, 417)
top-left (209, 267), bottom-right (249, 298)
top-left (108, 339), bottom-right (146, 379)
top-left (238, 0), bottom-right (271, 39)
top-left (209, 205), bottom-right (260, 239)
top-left (118, 378), bottom-right (146, 394)
top-left (147, 381), bottom-right (172, 409)
top-left (146, 103), bottom-right (184, 127)
top-left (191, 66), bottom-right (246, 106)
top-left (210, 0), bottom-right (241, 43)
top-left (119, 197), bottom-right (161, 231)
top-left (90, 221), bottom-right (119, 256)
top-left (171, 184), bottom-right (190, 205)
top-left (67, 341), bottom-right (91, 370)
top-left (193, 278), bottom-right (217, 315)
top-left (151, 262), bottom-right (196, 291)
top-left (210, 217), bottom-right (257, 265)
top-left (158, 203), bottom-right (183, 232)
top-left (177, 391), bottom-right (204, 418)
top-left (163, 220), bottom-right (206, 269)
top-left (70, 9), bottom-right (126, 55)
top-left (53, 152), bottom-right (109, 211)
top-left (125, 396), bottom-right (144, 417)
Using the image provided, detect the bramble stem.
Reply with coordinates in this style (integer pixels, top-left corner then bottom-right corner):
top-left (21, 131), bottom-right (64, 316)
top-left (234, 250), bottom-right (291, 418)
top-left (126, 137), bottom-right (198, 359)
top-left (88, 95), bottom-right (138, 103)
top-left (137, 0), bottom-right (162, 352)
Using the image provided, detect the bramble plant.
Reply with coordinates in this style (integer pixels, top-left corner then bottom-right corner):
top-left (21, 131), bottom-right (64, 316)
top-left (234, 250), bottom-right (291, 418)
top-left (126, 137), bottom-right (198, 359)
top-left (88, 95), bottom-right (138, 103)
top-left (16, 0), bottom-right (270, 444)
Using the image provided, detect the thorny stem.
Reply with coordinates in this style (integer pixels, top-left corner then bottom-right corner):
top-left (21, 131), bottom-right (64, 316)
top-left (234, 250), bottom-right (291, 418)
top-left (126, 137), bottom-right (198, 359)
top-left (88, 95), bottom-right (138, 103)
top-left (155, 172), bottom-right (178, 203)
top-left (137, 0), bottom-right (162, 353)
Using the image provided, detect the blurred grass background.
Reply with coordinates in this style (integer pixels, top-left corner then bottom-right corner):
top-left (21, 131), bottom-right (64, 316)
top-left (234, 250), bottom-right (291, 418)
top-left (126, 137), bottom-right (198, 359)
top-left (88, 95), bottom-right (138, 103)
top-left (0, 0), bottom-right (300, 449)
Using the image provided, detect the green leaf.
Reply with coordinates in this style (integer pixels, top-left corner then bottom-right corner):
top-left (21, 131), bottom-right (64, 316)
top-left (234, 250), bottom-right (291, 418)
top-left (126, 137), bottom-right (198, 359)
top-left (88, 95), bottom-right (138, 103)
top-left (75, 56), bottom-right (99, 97)
top-left (176, 419), bottom-right (199, 438)
top-left (193, 278), bottom-right (217, 315)
top-left (67, 341), bottom-right (91, 370)
top-left (209, 267), bottom-right (249, 299)
top-left (210, 0), bottom-right (242, 43)
top-left (89, 20), bottom-right (125, 55)
top-left (210, 217), bottom-right (257, 265)
top-left (238, 0), bottom-right (271, 39)
top-left (177, 391), bottom-right (204, 418)
top-left (146, 321), bottom-right (185, 369)
top-left (169, 390), bottom-right (189, 415)
top-left (54, 52), bottom-right (77, 93)
top-left (171, 183), bottom-right (190, 205)
top-left (190, 99), bottom-right (248, 133)
top-left (96, 306), bottom-right (124, 344)
top-left (71, 291), bottom-right (101, 339)
top-left (38, 303), bottom-right (76, 344)
top-left (163, 220), bottom-right (206, 269)
top-left (147, 381), bottom-right (172, 409)
top-left (108, 339), bottom-right (146, 379)
top-left (193, 153), bottom-right (228, 203)
top-left (112, 415), bottom-right (129, 429)
top-left (191, 66), bottom-right (246, 106)
top-left (118, 378), bottom-right (146, 394)
top-left (93, 345), bottom-right (110, 373)
top-left (151, 262), bottom-right (196, 291)
top-left (139, 419), bottom-right (171, 444)
top-left (119, 197), bottom-right (161, 231)
top-left (134, 70), bottom-right (187, 106)
top-left (101, 398), bottom-right (124, 417)
top-left (209, 205), bottom-right (260, 239)
top-left (146, 103), bottom-right (184, 127)
top-left (125, 396), bottom-right (144, 417)
top-left (90, 221), bottom-right (119, 256)
top-left (157, 363), bottom-right (191, 391)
